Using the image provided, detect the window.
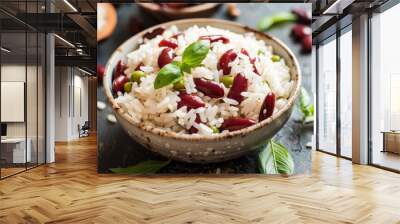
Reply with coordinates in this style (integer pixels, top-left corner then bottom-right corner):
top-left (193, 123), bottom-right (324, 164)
top-left (0, 1), bottom-right (46, 179)
top-left (317, 36), bottom-right (337, 155)
top-left (370, 3), bottom-right (400, 171)
top-left (339, 27), bottom-right (352, 158)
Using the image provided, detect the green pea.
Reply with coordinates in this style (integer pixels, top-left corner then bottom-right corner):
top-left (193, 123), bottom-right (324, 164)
top-left (131, 70), bottom-right (145, 83)
top-left (271, 55), bottom-right (281, 62)
top-left (173, 78), bottom-right (185, 91)
top-left (221, 75), bottom-right (234, 88)
top-left (124, 82), bottom-right (133, 93)
top-left (210, 126), bottom-right (220, 133)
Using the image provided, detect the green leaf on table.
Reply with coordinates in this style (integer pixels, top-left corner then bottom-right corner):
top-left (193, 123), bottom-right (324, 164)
top-left (257, 12), bottom-right (297, 31)
top-left (258, 140), bottom-right (294, 175)
top-left (299, 87), bottom-right (310, 108)
top-left (154, 61), bottom-right (183, 89)
top-left (299, 87), bottom-right (314, 122)
top-left (308, 104), bottom-right (314, 115)
top-left (182, 40), bottom-right (210, 71)
top-left (110, 160), bottom-right (171, 174)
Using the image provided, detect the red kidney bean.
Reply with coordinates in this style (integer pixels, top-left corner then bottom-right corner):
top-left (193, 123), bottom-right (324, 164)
top-left (193, 78), bottom-right (224, 98)
top-left (218, 49), bottom-right (237, 75)
top-left (221, 117), bottom-right (256, 131)
top-left (97, 64), bottom-right (105, 81)
top-left (240, 48), bottom-right (250, 59)
top-left (301, 35), bottom-right (312, 53)
top-left (259, 92), bottom-right (276, 121)
top-left (199, 35), bottom-right (230, 44)
top-left (159, 39), bottom-right (178, 49)
top-left (158, 47), bottom-right (176, 69)
top-left (114, 60), bottom-right (128, 79)
top-left (240, 48), bottom-right (260, 75)
top-left (112, 75), bottom-right (129, 93)
top-left (189, 114), bottom-right (202, 134)
top-left (143, 27), bottom-right (165, 40)
top-left (252, 61), bottom-right (260, 75)
top-left (171, 33), bottom-right (182, 39)
top-left (227, 74), bottom-right (248, 103)
top-left (134, 62), bottom-right (144, 71)
top-left (177, 92), bottom-right (205, 110)
top-left (291, 24), bottom-right (311, 41)
top-left (292, 8), bottom-right (311, 24)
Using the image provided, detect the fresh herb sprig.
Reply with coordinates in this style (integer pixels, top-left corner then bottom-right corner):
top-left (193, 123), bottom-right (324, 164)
top-left (110, 160), bottom-right (171, 174)
top-left (154, 40), bottom-right (210, 89)
top-left (258, 139), bottom-right (294, 175)
top-left (154, 62), bottom-right (183, 89)
top-left (257, 12), bottom-right (297, 31)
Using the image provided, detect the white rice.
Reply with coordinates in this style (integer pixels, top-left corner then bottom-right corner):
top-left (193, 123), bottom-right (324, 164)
top-left (115, 25), bottom-right (292, 135)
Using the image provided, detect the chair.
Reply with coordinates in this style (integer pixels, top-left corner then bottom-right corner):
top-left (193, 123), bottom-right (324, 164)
top-left (78, 121), bottom-right (90, 138)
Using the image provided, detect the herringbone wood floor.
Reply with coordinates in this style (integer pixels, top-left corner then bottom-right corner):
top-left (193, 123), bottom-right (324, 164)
top-left (1, 135), bottom-right (400, 224)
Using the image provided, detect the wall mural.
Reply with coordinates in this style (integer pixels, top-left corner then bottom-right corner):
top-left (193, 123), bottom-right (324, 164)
top-left (97, 3), bottom-right (313, 175)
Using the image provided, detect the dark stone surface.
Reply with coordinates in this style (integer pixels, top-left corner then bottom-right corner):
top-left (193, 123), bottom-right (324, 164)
top-left (97, 3), bottom-right (312, 174)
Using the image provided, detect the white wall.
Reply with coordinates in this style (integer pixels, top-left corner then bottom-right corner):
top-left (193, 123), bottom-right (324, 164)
top-left (1, 64), bottom-right (46, 164)
top-left (1, 65), bottom-right (38, 138)
top-left (1, 65), bottom-right (25, 139)
top-left (54, 67), bottom-right (89, 141)
top-left (55, 67), bottom-right (69, 141)
top-left (71, 73), bottom-right (89, 138)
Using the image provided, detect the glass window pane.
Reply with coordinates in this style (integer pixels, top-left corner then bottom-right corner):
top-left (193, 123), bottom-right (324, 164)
top-left (1, 31), bottom-right (27, 177)
top-left (0, 0), bottom-right (46, 179)
top-left (27, 31), bottom-right (38, 168)
top-left (38, 33), bottom-right (45, 165)
top-left (318, 36), bottom-right (337, 154)
top-left (371, 3), bottom-right (400, 171)
top-left (340, 28), bottom-right (352, 158)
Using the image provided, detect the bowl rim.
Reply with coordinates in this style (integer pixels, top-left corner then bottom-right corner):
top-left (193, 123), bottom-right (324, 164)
top-left (103, 18), bottom-right (301, 141)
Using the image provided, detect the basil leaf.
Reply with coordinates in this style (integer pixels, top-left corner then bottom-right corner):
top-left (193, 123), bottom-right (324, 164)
top-left (258, 140), bottom-right (294, 175)
top-left (110, 160), bottom-right (171, 174)
top-left (182, 40), bottom-right (210, 71)
top-left (154, 61), bottom-right (183, 89)
top-left (154, 41), bottom-right (209, 89)
top-left (257, 12), bottom-right (297, 31)
top-left (180, 63), bottom-right (192, 74)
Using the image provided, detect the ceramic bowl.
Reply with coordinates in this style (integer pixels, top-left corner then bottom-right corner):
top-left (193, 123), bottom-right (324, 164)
top-left (103, 19), bottom-right (301, 163)
top-left (136, 3), bottom-right (220, 21)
